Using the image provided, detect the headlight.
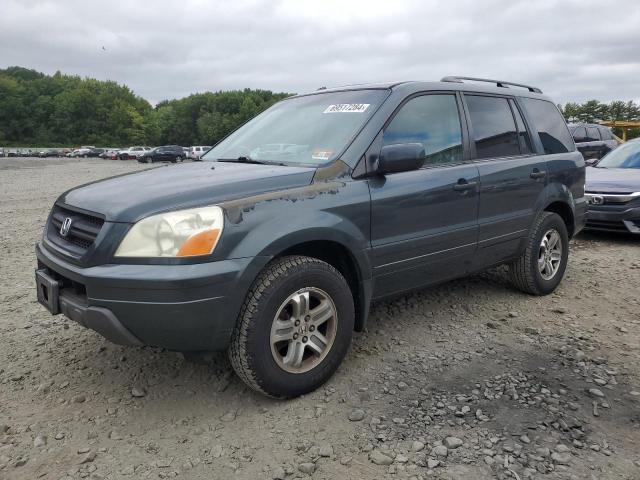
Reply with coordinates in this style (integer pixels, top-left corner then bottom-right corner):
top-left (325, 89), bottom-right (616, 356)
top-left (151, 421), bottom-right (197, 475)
top-left (115, 206), bottom-right (224, 258)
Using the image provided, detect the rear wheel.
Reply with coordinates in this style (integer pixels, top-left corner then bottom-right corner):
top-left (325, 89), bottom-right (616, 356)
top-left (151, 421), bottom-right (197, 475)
top-left (509, 212), bottom-right (569, 295)
top-left (229, 256), bottom-right (354, 398)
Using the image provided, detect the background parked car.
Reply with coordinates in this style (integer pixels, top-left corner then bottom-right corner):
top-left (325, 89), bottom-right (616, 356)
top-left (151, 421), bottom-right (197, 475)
top-left (568, 123), bottom-right (618, 163)
top-left (39, 148), bottom-right (66, 158)
top-left (585, 138), bottom-right (640, 234)
top-left (68, 146), bottom-right (96, 157)
top-left (86, 148), bottom-right (105, 157)
top-left (118, 146), bottom-right (150, 160)
top-left (99, 148), bottom-right (120, 160)
top-left (138, 145), bottom-right (185, 163)
top-left (188, 146), bottom-right (212, 160)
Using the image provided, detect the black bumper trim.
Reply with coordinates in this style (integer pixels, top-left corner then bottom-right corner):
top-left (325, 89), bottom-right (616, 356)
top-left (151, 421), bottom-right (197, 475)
top-left (88, 295), bottom-right (222, 305)
top-left (586, 206), bottom-right (640, 234)
top-left (36, 242), bottom-right (269, 351)
top-left (60, 292), bottom-right (143, 346)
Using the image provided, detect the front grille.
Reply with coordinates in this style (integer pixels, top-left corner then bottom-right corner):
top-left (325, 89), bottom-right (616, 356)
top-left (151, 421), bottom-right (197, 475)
top-left (585, 191), bottom-right (640, 205)
top-left (47, 205), bottom-right (104, 257)
top-left (585, 219), bottom-right (628, 232)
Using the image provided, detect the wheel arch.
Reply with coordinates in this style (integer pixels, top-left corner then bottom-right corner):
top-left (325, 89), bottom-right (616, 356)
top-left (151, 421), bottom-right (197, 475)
top-left (536, 182), bottom-right (578, 238)
top-left (274, 239), bottom-right (372, 332)
top-left (544, 201), bottom-right (575, 238)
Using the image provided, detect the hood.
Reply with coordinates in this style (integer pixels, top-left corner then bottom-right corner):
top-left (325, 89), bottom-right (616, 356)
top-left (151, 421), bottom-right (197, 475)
top-left (61, 161), bottom-right (316, 222)
top-left (586, 166), bottom-right (640, 193)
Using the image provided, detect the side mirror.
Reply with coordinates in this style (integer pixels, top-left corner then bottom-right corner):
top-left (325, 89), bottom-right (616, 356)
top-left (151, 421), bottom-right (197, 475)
top-left (377, 143), bottom-right (425, 175)
top-left (585, 158), bottom-right (599, 167)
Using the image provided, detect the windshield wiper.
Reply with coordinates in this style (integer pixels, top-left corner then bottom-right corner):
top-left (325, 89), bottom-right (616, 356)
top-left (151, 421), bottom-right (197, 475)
top-left (217, 156), bottom-right (267, 164)
top-left (217, 156), bottom-right (287, 166)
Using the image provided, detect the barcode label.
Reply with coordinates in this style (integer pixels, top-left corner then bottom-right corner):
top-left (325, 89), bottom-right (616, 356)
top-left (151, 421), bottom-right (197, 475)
top-left (323, 104), bottom-right (370, 113)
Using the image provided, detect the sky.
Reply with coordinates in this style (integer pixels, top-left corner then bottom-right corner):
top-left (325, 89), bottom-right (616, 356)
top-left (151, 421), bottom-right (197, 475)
top-left (1, 0), bottom-right (639, 105)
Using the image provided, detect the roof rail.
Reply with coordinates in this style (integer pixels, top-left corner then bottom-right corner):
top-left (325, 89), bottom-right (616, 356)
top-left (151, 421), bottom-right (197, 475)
top-left (440, 76), bottom-right (542, 93)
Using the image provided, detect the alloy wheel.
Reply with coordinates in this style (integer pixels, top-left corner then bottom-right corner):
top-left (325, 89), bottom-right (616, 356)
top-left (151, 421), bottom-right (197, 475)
top-left (538, 228), bottom-right (563, 280)
top-left (270, 287), bottom-right (338, 374)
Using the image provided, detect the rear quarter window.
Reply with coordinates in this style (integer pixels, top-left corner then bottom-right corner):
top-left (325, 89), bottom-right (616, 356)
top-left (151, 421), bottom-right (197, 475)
top-left (599, 127), bottom-right (613, 140)
top-left (521, 98), bottom-right (575, 154)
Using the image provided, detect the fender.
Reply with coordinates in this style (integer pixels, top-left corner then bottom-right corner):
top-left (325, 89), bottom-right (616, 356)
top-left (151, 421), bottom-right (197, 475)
top-left (217, 180), bottom-right (375, 330)
top-left (530, 180), bottom-right (579, 240)
top-left (535, 182), bottom-right (576, 217)
top-left (218, 180), bottom-right (372, 275)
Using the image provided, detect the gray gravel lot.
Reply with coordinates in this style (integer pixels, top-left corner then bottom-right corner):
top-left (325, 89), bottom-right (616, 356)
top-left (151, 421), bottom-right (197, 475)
top-left (1, 157), bottom-right (639, 480)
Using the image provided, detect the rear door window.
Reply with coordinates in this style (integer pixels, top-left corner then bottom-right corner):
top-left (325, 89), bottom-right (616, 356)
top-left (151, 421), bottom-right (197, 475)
top-left (382, 94), bottom-right (463, 166)
top-left (520, 98), bottom-right (575, 154)
top-left (572, 127), bottom-right (587, 143)
top-left (465, 95), bottom-right (520, 159)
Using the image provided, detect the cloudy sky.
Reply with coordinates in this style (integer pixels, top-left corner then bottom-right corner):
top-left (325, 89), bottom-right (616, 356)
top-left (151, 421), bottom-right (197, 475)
top-left (1, 0), bottom-right (639, 105)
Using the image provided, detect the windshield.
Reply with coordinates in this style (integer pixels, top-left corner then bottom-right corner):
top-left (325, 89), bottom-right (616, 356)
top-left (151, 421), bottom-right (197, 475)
top-left (596, 141), bottom-right (640, 169)
top-left (202, 89), bottom-right (389, 166)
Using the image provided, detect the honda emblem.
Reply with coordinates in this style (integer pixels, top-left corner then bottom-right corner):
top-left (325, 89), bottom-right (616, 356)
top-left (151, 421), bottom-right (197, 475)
top-left (60, 217), bottom-right (73, 237)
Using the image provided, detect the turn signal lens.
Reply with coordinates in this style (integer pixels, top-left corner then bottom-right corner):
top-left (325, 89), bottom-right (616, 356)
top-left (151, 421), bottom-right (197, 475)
top-left (176, 229), bottom-right (221, 257)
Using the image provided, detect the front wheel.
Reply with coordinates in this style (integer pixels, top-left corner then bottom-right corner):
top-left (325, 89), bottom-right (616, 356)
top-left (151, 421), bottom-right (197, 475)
top-left (509, 212), bottom-right (569, 295)
top-left (229, 256), bottom-right (354, 398)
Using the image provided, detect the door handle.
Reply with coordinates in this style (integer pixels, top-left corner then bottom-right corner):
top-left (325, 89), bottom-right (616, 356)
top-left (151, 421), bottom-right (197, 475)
top-left (453, 179), bottom-right (477, 192)
top-left (530, 169), bottom-right (547, 179)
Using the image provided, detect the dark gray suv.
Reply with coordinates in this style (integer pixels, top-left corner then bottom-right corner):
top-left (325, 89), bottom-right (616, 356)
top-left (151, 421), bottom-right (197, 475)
top-left (569, 123), bottom-right (618, 163)
top-left (35, 77), bottom-right (586, 398)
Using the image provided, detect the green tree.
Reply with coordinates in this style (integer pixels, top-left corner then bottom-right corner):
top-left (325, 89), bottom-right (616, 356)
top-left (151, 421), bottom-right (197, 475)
top-left (0, 66), bottom-right (291, 147)
top-left (558, 99), bottom-right (640, 140)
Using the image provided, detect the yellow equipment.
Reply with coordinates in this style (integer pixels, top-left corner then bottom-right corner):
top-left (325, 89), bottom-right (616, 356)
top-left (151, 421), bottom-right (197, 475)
top-left (599, 120), bottom-right (640, 142)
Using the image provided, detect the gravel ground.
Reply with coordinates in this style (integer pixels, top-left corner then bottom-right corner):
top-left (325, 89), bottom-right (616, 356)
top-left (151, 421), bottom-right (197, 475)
top-left (1, 157), bottom-right (639, 480)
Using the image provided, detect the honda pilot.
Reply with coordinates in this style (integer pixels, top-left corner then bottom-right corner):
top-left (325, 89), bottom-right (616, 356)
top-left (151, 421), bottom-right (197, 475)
top-left (35, 77), bottom-right (586, 398)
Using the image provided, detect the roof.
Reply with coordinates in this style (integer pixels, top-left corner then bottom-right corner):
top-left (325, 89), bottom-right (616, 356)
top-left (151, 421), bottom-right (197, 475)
top-left (300, 78), bottom-right (551, 101)
top-left (567, 123), bottom-right (611, 128)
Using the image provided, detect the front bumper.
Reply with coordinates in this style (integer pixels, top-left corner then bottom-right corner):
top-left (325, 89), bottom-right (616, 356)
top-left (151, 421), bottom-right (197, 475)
top-left (36, 243), bottom-right (268, 351)
top-left (586, 205), bottom-right (640, 234)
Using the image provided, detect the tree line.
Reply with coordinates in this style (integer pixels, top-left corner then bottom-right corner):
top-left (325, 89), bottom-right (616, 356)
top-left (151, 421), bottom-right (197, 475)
top-left (0, 66), bottom-right (290, 147)
top-left (559, 99), bottom-right (640, 139)
top-left (1, 66), bottom-right (638, 146)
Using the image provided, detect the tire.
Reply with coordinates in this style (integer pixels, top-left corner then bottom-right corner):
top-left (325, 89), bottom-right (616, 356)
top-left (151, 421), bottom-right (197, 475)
top-left (509, 212), bottom-right (569, 295)
top-left (229, 255), bottom-right (355, 398)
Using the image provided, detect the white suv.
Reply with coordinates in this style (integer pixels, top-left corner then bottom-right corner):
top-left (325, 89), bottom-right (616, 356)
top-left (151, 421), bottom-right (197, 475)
top-left (188, 146), bottom-right (212, 160)
top-left (118, 146), bottom-right (150, 160)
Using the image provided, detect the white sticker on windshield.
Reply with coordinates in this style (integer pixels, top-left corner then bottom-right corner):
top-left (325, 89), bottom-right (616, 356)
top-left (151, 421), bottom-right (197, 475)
top-left (323, 103), bottom-right (370, 113)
